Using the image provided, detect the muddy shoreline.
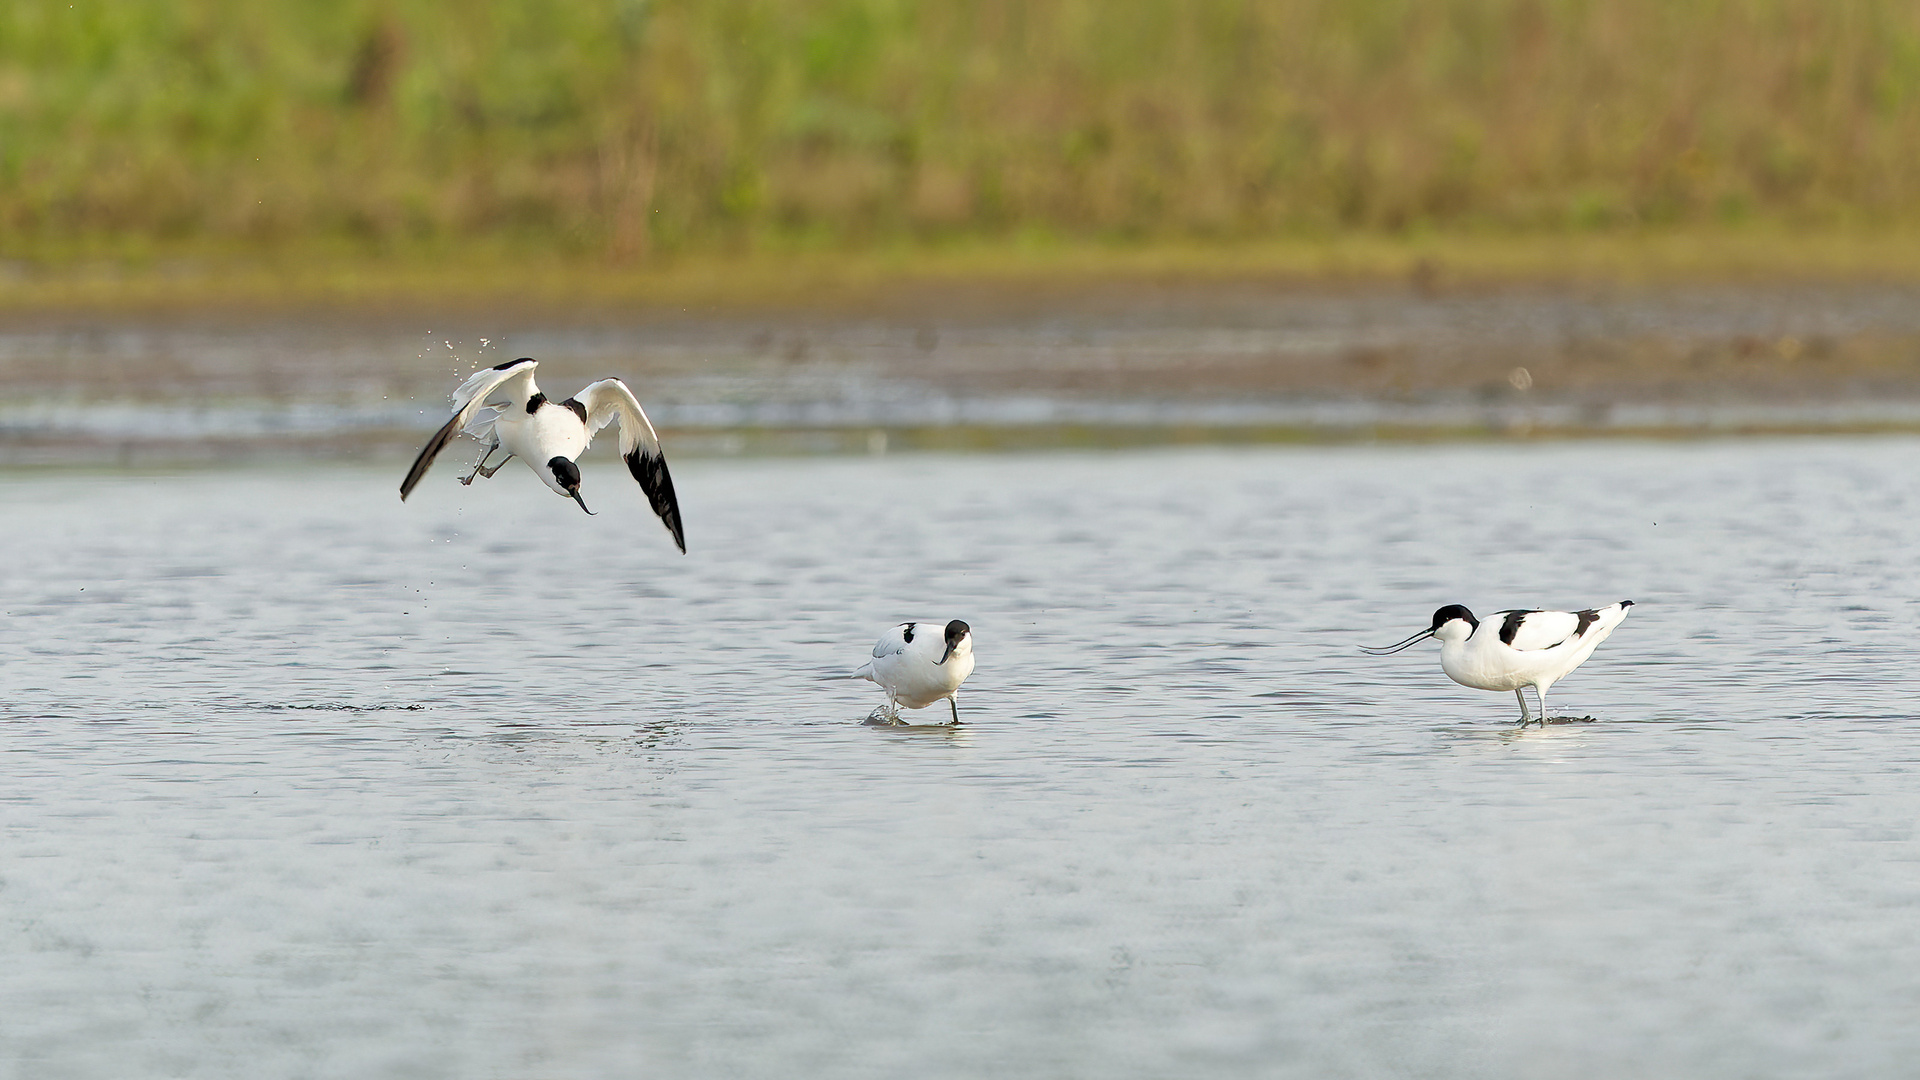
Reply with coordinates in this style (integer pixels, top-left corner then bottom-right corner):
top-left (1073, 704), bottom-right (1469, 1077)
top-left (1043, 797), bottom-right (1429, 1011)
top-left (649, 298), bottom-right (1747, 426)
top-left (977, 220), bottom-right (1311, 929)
top-left (5, 280), bottom-right (1920, 464)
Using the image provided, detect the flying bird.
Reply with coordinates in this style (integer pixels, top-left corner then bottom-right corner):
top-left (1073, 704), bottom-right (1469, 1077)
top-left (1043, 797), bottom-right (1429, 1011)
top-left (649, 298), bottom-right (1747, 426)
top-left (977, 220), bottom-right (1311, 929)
top-left (853, 620), bottom-right (976, 723)
top-left (1363, 601), bottom-right (1634, 725)
top-left (400, 357), bottom-right (685, 552)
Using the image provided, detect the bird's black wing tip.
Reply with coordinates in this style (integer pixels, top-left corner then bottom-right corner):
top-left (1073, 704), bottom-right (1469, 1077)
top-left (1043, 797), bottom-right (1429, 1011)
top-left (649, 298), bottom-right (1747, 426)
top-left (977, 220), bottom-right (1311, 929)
top-left (626, 448), bottom-right (686, 553)
top-left (400, 414), bottom-right (463, 500)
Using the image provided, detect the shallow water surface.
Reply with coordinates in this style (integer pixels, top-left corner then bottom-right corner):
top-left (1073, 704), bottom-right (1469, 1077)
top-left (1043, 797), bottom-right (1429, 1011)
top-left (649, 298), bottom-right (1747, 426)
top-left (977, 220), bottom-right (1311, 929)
top-left (2, 440), bottom-right (1918, 1078)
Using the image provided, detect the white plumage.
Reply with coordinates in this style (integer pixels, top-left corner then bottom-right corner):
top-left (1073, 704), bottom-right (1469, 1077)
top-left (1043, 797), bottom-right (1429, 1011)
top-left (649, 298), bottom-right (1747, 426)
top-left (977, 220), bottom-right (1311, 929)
top-left (1363, 601), bottom-right (1634, 725)
top-left (400, 357), bottom-right (685, 552)
top-left (852, 620), bottom-right (976, 723)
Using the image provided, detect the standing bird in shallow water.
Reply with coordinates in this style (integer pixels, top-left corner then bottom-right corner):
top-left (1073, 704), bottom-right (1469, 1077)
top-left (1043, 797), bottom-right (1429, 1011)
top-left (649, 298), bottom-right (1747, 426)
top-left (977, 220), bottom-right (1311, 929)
top-left (853, 621), bottom-right (975, 723)
top-left (400, 357), bottom-right (685, 552)
top-left (1363, 601), bottom-right (1634, 725)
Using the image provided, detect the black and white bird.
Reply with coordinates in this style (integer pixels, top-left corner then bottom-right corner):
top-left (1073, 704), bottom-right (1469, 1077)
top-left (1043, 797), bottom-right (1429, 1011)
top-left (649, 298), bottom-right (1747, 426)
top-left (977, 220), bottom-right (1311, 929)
top-left (1362, 601), bottom-right (1634, 725)
top-left (852, 620), bottom-right (976, 723)
top-left (399, 357), bottom-right (685, 552)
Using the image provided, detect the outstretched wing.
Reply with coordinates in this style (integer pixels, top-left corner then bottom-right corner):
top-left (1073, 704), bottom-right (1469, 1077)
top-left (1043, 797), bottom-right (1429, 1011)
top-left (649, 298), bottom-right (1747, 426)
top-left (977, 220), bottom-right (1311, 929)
top-left (1495, 609), bottom-right (1583, 651)
top-left (399, 358), bottom-right (539, 500)
top-left (574, 377), bottom-right (685, 552)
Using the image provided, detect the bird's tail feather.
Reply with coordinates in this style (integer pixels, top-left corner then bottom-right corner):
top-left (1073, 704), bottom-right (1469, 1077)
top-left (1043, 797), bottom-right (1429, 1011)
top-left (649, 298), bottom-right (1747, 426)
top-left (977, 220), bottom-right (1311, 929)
top-left (1596, 600), bottom-right (1635, 632)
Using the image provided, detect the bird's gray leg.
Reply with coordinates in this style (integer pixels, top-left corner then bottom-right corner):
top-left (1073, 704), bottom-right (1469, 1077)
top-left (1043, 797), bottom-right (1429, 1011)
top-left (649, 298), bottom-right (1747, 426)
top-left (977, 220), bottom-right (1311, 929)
top-left (948, 696), bottom-right (960, 724)
top-left (460, 440), bottom-right (509, 485)
top-left (1514, 688), bottom-right (1531, 725)
top-left (1537, 686), bottom-right (1550, 725)
top-left (458, 441), bottom-right (496, 484)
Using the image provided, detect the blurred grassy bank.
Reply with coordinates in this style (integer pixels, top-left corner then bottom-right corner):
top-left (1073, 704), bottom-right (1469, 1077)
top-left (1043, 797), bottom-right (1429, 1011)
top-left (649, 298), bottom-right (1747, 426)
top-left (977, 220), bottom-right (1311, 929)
top-left (16, 229), bottom-right (1920, 315)
top-left (10, 0), bottom-right (1920, 307)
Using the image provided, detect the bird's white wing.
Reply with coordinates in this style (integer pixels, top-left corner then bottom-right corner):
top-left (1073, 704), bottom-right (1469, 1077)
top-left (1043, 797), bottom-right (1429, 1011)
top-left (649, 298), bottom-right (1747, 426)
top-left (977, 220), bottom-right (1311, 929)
top-left (460, 405), bottom-right (505, 441)
top-left (573, 377), bottom-right (685, 552)
top-left (1494, 609), bottom-right (1583, 651)
top-left (575, 377), bottom-right (664, 455)
top-left (871, 623), bottom-right (917, 659)
top-left (453, 358), bottom-right (539, 414)
top-left (400, 359), bottom-right (539, 500)
top-left (851, 624), bottom-right (915, 679)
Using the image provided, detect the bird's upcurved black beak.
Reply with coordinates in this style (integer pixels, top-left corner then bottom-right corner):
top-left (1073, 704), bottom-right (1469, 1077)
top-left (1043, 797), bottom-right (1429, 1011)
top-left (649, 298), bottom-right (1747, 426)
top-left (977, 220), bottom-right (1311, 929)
top-left (569, 489), bottom-right (596, 515)
top-left (1360, 628), bottom-right (1433, 655)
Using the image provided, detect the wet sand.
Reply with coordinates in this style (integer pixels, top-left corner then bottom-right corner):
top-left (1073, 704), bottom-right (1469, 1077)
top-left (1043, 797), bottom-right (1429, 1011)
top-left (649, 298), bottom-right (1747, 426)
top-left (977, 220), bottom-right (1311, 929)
top-left (5, 280), bottom-right (1920, 464)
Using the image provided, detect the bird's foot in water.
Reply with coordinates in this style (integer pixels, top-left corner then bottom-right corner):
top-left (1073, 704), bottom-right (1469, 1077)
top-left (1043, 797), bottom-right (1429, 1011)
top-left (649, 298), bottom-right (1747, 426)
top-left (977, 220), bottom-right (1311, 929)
top-left (862, 705), bottom-right (905, 726)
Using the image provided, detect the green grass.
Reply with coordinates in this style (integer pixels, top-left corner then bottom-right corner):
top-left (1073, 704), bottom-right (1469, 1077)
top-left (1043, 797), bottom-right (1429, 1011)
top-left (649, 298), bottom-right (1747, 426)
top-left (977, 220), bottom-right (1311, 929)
top-left (10, 0), bottom-right (1920, 298)
top-left (14, 229), bottom-right (1920, 314)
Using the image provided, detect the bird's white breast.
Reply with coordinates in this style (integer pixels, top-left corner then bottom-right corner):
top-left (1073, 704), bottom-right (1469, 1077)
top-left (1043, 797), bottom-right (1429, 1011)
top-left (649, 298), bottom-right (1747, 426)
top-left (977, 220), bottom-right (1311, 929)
top-left (495, 404), bottom-right (590, 493)
top-left (1439, 635), bottom-right (1537, 691)
top-left (870, 634), bottom-right (974, 709)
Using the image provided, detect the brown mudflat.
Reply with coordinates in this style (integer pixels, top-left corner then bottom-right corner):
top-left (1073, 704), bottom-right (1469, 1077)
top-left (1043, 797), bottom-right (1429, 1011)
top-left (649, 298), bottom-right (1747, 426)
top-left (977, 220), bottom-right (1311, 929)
top-left (4, 279), bottom-right (1920, 464)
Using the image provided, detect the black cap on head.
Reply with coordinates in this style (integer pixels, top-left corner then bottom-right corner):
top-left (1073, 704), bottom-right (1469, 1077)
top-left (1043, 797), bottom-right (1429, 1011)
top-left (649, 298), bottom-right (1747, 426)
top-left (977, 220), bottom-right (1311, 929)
top-left (1430, 604), bottom-right (1476, 630)
top-left (938, 620), bottom-right (970, 664)
top-left (549, 456), bottom-right (595, 514)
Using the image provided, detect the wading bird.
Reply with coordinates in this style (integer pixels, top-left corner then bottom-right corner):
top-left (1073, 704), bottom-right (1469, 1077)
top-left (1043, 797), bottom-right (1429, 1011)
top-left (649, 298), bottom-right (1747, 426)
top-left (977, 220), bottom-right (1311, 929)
top-left (853, 620), bottom-right (975, 723)
top-left (1362, 601), bottom-right (1633, 725)
top-left (400, 358), bottom-right (685, 552)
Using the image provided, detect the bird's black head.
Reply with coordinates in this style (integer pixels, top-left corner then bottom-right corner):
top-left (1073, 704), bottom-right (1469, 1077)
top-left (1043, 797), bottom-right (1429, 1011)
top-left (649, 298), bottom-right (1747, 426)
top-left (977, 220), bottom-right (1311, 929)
top-left (1362, 604), bottom-right (1475, 656)
top-left (939, 619), bottom-right (971, 664)
top-left (549, 456), bottom-right (595, 515)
